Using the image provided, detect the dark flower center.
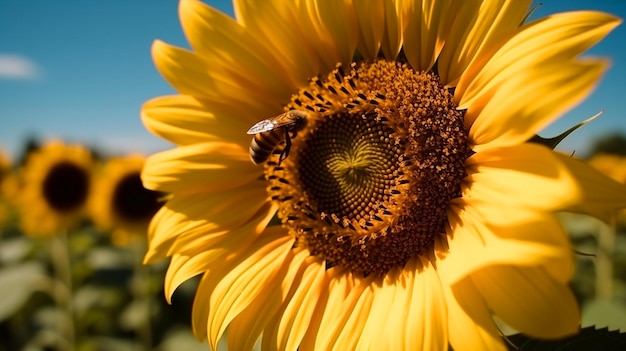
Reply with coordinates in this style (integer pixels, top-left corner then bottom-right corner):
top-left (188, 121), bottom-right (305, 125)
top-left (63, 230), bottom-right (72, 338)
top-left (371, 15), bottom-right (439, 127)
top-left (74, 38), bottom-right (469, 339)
top-left (42, 161), bottom-right (90, 212)
top-left (112, 172), bottom-right (163, 222)
top-left (266, 60), bottom-right (470, 277)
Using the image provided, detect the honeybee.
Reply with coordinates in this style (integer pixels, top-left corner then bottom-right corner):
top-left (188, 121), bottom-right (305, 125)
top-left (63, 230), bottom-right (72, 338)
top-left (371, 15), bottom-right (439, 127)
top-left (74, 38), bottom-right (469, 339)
top-left (247, 110), bottom-right (308, 165)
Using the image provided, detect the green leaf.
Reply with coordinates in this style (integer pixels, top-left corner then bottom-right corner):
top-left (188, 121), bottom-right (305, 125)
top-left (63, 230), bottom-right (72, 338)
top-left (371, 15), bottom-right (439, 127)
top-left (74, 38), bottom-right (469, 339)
top-left (0, 236), bottom-right (33, 263)
top-left (506, 326), bottom-right (626, 350)
top-left (582, 299), bottom-right (626, 331)
top-left (0, 261), bottom-right (50, 321)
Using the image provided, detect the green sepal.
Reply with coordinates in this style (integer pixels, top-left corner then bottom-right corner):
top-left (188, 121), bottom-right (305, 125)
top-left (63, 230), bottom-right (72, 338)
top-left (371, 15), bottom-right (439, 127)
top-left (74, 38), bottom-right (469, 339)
top-left (528, 111), bottom-right (603, 150)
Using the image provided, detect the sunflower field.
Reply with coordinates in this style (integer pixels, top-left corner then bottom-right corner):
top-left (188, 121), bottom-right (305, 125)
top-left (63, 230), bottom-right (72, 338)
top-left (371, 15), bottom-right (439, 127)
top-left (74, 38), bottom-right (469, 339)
top-left (2, 0), bottom-right (626, 350)
top-left (0, 141), bottom-right (209, 351)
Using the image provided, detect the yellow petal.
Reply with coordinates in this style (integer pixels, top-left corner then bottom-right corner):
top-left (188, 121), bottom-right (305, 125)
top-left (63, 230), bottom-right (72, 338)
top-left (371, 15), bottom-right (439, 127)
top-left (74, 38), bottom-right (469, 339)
top-left (458, 10), bottom-right (621, 103)
top-left (144, 205), bottom-right (216, 263)
top-left (165, 250), bottom-right (224, 303)
top-left (302, 0), bottom-right (358, 69)
top-left (438, 0), bottom-right (532, 86)
top-left (179, 0), bottom-right (295, 101)
top-left (380, 0), bottom-right (405, 60)
top-left (226, 249), bottom-right (309, 350)
top-left (158, 183), bottom-right (271, 250)
top-left (189, 229), bottom-right (290, 342)
top-left (332, 281), bottom-right (376, 349)
top-left (440, 204), bottom-right (573, 284)
top-left (353, 0), bottom-right (384, 60)
top-left (233, 0), bottom-right (323, 86)
top-left (141, 142), bottom-right (260, 193)
top-left (465, 60), bottom-right (607, 152)
top-left (403, 0), bottom-right (450, 71)
top-left (373, 258), bottom-right (446, 350)
top-left (352, 276), bottom-right (394, 349)
top-left (331, 259), bottom-right (447, 350)
top-left (262, 257), bottom-right (327, 351)
top-left (192, 269), bottom-right (231, 340)
top-left (207, 230), bottom-right (293, 349)
top-left (472, 265), bottom-right (580, 338)
top-left (556, 153), bottom-right (626, 220)
top-left (457, 11), bottom-right (620, 150)
top-left (163, 218), bottom-right (280, 303)
top-left (463, 143), bottom-right (580, 213)
top-left (299, 269), bottom-right (360, 350)
top-left (151, 40), bottom-right (282, 115)
top-left (144, 179), bottom-right (273, 264)
top-left (444, 278), bottom-right (506, 351)
top-left (141, 95), bottom-right (254, 146)
top-left (169, 201), bottom-right (276, 258)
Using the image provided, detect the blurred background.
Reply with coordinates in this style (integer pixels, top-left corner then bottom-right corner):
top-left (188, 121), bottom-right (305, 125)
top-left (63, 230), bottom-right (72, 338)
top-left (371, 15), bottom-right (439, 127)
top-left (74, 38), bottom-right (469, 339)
top-left (0, 0), bottom-right (625, 350)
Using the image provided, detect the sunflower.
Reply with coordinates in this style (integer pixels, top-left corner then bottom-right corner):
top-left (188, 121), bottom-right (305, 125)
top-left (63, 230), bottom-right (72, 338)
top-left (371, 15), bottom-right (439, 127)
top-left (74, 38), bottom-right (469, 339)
top-left (17, 141), bottom-right (93, 237)
top-left (91, 155), bottom-right (163, 246)
top-left (141, 0), bottom-right (626, 349)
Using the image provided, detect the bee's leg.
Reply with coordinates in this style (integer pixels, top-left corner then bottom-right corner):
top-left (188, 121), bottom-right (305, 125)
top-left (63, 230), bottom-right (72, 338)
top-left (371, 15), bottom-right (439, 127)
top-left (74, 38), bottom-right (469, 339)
top-left (279, 129), bottom-right (292, 165)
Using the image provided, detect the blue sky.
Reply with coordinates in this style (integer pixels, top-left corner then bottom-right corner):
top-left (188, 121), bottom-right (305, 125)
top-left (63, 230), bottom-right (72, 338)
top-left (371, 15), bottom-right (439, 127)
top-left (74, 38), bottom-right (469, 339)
top-left (1, 0), bottom-right (625, 161)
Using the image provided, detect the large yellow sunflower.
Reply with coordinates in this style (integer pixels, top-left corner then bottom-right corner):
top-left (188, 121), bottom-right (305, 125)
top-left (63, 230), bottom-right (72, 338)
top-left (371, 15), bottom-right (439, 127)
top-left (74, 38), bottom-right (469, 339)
top-left (141, 0), bottom-right (626, 349)
top-left (17, 141), bottom-right (93, 237)
top-left (91, 155), bottom-right (163, 246)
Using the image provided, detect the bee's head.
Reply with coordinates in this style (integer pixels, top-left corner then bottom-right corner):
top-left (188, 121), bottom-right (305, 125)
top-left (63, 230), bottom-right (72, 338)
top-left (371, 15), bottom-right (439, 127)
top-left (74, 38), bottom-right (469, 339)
top-left (289, 109), bottom-right (309, 131)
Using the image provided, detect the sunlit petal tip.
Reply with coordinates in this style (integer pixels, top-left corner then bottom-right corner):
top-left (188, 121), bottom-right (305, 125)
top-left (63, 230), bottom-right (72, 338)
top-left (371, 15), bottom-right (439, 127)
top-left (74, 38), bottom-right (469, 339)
top-left (141, 143), bottom-right (259, 194)
top-left (164, 253), bottom-right (203, 303)
top-left (556, 153), bottom-right (626, 219)
top-left (463, 144), bottom-right (584, 212)
top-left (466, 59), bottom-right (607, 152)
top-left (456, 9), bottom-right (621, 134)
top-left (438, 0), bottom-right (533, 87)
top-left (179, 0), bottom-right (235, 51)
top-left (141, 94), bottom-right (253, 147)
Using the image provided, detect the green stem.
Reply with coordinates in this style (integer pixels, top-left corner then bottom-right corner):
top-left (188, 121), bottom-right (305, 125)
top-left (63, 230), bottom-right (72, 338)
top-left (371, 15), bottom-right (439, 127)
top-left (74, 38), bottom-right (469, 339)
top-left (595, 215), bottom-right (616, 300)
top-left (132, 239), bottom-right (152, 351)
top-left (50, 232), bottom-right (75, 351)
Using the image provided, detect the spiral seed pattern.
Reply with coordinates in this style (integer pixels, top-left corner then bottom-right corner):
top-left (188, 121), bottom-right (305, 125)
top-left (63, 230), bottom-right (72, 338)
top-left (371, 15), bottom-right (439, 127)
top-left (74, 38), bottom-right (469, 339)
top-left (265, 60), bottom-right (470, 277)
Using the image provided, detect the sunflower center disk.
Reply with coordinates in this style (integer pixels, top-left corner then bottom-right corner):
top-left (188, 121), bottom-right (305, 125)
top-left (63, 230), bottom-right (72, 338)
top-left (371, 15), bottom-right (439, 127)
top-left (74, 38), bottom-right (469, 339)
top-left (266, 60), bottom-right (470, 277)
top-left (43, 161), bottom-right (90, 212)
top-left (113, 172), bottom-right (164, 222)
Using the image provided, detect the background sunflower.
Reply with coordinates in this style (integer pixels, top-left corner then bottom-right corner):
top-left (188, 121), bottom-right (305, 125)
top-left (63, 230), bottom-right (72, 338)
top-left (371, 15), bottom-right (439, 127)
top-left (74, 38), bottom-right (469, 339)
top-left (16, 141), bottom-right (94, 238)
top-left (90, 155), bottom-right (164, 246)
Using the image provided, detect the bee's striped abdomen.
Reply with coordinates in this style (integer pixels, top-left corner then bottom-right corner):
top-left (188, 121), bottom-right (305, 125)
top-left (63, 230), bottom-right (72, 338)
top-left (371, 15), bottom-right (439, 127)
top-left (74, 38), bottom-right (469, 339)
top-left (249, 129), bottom-right (284, 165)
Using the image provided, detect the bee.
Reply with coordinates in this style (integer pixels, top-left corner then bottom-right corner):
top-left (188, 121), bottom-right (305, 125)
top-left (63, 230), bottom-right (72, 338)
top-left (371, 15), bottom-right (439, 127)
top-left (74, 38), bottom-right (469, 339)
top-left (247, 109), bottom-right (308, 165)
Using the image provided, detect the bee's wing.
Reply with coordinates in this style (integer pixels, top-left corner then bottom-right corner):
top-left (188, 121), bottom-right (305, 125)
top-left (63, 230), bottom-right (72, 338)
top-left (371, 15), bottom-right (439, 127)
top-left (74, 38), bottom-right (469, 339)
top-left (247, 119), bottom-right (277, 134)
